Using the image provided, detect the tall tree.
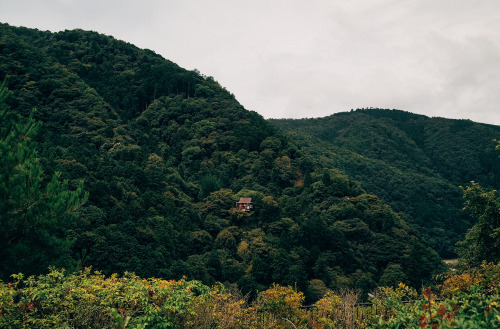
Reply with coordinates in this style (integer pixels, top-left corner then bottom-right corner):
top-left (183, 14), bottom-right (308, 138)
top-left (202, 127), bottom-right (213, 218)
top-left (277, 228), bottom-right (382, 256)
top-left (0, 82), bottom-right (88, 279)
top-left (456, 181), bottom-right (500, 267)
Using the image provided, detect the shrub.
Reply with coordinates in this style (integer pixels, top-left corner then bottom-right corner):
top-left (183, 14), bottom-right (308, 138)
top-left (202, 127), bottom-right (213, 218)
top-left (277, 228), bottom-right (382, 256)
top-left (256, 283), bottom-right (307, 328)
top-left (0, 267), bottom-right (209, 328)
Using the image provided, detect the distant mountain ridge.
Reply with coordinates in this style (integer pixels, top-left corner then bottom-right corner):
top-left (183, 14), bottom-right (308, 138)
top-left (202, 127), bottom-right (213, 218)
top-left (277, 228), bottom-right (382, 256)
top-left (270, 109), bottom-right (500, 256)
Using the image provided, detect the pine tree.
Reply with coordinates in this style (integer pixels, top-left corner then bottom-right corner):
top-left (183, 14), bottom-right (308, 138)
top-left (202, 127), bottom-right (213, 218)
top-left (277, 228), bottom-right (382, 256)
top-left (0, 81), bottom-right (88, 279)
top-left (456, 182), bottom-right (500, 267)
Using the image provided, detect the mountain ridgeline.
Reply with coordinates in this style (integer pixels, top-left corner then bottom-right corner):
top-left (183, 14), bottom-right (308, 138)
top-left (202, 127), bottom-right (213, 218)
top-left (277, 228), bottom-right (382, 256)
top-left (1, 23), bottom-right (496, 294)
top-left (270, 110), bottom-right (500, 257)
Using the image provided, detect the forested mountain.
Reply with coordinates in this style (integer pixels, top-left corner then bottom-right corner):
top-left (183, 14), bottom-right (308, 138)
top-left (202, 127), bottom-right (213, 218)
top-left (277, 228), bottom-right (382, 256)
top-left (270, 110), bottom-right (500, 257)
top-left (1, 23), bottom-right (445, 294)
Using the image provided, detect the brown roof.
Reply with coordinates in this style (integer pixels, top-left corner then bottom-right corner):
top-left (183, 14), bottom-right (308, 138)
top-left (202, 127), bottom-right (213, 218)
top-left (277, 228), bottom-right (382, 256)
top-left (237, 197), bottom-right (253, 204)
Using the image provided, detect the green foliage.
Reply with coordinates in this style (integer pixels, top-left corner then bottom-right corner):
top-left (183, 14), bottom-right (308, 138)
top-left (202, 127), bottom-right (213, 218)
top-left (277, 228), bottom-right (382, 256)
top-left (456, 183), bottom-right (500, 267)
top-left (379, 264), bottom-right (407, 288)
top-left (369, 285), bottom-right (500, 329)
top-left (439, 262), bottom-right (500, 297)
top-left (0, 23), bottom-right (447, 294)
top-left (0, 268), bottom-right (209, 328)
top-left (313, 289), bottom-right (365, 329)
top-left (1, 267), bottom-right (500, 328)
top-left (257, 283), bottom-right (307, 326)
top-left (0, 81), bottom-right (87, 279)
top-left (0, 25), bottom-right (498, 328)
top-left (271, 109), bottom-right (500, 257)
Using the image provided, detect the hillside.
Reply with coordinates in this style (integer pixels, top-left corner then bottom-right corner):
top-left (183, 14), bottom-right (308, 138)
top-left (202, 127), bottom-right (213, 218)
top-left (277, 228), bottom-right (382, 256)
top-left (270, 109), bottom-right (500, 256)
top-left (1, 23), bottom-right (444, 293)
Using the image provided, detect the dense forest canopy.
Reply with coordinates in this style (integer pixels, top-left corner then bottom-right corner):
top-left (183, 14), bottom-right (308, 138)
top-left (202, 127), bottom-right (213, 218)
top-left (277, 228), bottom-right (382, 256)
top-left (271, 110), bottom-right (500, 257)
top-left (1, 23), bottom-right (498, 296)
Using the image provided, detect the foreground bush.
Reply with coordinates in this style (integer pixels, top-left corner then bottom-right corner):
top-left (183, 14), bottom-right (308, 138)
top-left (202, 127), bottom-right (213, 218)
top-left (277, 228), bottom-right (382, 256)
top-left (0, 268), bottom-right (208, 328)
top-left (369, 283), bottom-right (500, 329)
top-left (0, 268), bottom-right (310, 329)
top-left (439, 262), bottom-right (500, 297)
top-left (2, 266), bottom-right (500, 328)
top-left (186, 283), bottom-right (305, 329)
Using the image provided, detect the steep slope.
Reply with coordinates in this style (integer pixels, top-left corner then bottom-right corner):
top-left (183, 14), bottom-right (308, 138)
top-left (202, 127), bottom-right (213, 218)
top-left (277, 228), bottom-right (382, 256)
top-left (0, 24), bottom-right (443, 291)
top-left (271, 109), bottom-right (500, 256)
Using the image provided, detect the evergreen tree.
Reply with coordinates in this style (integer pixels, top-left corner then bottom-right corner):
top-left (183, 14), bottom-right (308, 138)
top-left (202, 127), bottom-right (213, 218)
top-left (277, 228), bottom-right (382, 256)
top-left (456, 182), bottom-right (500, 267)
top-left (0, 82), bottom-right (88, 279)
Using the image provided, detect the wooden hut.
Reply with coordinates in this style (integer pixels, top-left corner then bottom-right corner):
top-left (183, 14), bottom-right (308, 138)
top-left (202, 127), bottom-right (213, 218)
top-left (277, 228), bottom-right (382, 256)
top-left (235, 197), bottom-right (254, 212)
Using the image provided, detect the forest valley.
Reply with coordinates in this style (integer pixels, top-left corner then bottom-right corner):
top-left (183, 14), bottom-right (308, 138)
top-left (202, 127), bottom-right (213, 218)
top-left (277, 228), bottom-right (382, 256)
top-left (1, 23), bottom-right (500, 328)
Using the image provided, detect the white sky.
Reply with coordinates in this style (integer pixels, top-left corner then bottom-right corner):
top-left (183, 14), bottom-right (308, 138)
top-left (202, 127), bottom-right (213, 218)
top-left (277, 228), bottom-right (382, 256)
top-left (2, 0), bottom-right (500, 125)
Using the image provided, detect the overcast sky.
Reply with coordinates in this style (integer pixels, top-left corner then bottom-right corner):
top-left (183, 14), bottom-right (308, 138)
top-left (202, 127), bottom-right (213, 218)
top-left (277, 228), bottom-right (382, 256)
top-left (2, 0), bottom-right (500, 125)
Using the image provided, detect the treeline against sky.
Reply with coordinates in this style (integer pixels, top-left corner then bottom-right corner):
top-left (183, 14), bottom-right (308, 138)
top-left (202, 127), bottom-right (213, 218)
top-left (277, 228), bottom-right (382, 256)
top-left (271, 110), bottom-right (500, 257)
